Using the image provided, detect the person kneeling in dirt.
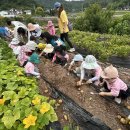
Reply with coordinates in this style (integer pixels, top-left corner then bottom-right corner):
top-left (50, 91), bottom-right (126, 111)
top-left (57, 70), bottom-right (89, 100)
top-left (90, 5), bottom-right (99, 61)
top-left (68, 54), bottom-right (83, 74)
top-left (24, 52), bottom-right (40, 78)
top-left (77, 55), bottom-right (102, 86)
top-left (39, 44), bottom-right (54, 59)
top-left (40, 32), bottom-right (66, 47)
top-left (99, 65), bottom-right (129, 104)
top-left (52, 45), bottom-right (69, 66)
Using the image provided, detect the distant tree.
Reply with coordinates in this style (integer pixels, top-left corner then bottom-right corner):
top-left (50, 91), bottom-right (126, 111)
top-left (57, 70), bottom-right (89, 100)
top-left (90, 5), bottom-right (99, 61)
top-left (35, 7), bottom-right (44, 16)
top-left (74, 4), bottom-right (114, 33)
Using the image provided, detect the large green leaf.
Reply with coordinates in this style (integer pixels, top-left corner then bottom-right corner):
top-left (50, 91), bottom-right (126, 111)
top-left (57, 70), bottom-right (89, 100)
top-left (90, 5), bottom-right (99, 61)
top-left (2, 115), bottom-right (16, 129)
top-left (2, 91), bottom-right (16, 100)
top-left (6, 82), bottom-right (18, 91)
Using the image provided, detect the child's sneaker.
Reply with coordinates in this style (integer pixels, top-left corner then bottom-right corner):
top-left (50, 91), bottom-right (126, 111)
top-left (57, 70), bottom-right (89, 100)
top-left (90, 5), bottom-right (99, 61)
top-left (68, 48), bottom-right (75, 52)
top-left (114, 97), bottom-right (121, 104)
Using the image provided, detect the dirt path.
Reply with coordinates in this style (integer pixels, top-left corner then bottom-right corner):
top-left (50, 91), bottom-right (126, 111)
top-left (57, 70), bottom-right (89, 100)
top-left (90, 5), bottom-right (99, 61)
top-left (38, 56), bottom-right (130, 130)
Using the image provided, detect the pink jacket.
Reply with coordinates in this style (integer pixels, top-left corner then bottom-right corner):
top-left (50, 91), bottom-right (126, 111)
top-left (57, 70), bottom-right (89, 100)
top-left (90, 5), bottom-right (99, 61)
top-left (24, 62), bottom-right (40, 76)
top-left (105, 77), bottom-right (127, 97)
top-left (24, 62), bottom-right (34, 74)
top-left (48, 26), bottom-right (55, 36)
top-left (17, 46), bottom-right (29, 66)
top-left (52, 53), bottom-right (69, 63)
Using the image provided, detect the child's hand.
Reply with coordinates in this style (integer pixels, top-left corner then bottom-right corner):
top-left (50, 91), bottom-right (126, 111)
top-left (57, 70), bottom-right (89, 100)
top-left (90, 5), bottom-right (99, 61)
top-left (77, 81), bottom-right (82, 86)
top-left (99, 92), bottom-right (106, 96)
top-left (86, 79), bottom-right (92, 84)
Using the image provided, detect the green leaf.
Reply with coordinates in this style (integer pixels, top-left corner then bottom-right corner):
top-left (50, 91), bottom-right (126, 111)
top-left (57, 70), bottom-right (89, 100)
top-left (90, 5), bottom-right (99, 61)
top-left (25, 108), bottom-right (33, 116)
top-left (13, 109), bottom-right (20, 120)
top-left (18, 88), bottom-right (29, 98)
top-left (0, 122), bottom-right (6, 130)
top-left (21, 97), bottom-right (31, 106)
top-left (29, 126), bottom-right (39, 130)
top-left (6, 82), bottom-right (18, 91)
top-left (2, 91), bottom-right (16, 100)
top-left (17, 124), bottom-right (25, 130)
top-left (50, 113), bottom-right (58, 122)
top-left (2, 115), bottom-right (16, 129)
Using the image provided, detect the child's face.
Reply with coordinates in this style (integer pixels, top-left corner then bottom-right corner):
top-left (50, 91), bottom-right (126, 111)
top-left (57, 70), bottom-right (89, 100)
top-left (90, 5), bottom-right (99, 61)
top-left (105, 78), bottom-right (116, 83)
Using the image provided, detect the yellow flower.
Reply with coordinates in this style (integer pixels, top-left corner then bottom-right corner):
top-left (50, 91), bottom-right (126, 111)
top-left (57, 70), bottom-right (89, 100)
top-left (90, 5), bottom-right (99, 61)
top-left (0, 99), bottom-right (5, 105)
top-left (32, 97), bottom-right (41, 105)
top-left (40, 102), bottom-right (50, 114)
top-left (23, 115), bottom-right (37, 128)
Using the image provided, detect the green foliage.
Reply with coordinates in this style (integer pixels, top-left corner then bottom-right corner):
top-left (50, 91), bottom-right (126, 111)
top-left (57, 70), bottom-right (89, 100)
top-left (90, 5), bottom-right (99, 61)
top-left (35, 7), bottom-right (45, 16)
top-left (74, 4), bottom-right (114, 33)
top-left (69, 30), bottom-right (130, 61)
top-left (0, 39), bottom-right (58, 129)
top-left (109, 13), bottom-right (130, 35)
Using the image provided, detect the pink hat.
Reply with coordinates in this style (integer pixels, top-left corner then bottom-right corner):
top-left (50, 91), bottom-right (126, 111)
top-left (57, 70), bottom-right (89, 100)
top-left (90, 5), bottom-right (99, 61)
top-left (47, 21), bottom-right (54, 27)
top-left (101, 65), bottom-right (118, 79)
top-left (28, 23), bottom-right (36, 31)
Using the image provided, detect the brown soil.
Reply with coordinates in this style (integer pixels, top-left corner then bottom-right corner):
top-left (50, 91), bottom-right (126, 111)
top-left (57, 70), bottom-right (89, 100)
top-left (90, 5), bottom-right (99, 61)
top-left (38, 77), bottom-right (76, 129)
top-left (38, 54), bottom-right (130, 130)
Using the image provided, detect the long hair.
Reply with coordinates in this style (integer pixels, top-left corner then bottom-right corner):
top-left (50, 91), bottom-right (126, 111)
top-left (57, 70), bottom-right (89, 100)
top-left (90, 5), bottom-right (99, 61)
top-left (40, 32), bottom-right (58, 43)
top-left (58, 4), bottom-right (64, 18)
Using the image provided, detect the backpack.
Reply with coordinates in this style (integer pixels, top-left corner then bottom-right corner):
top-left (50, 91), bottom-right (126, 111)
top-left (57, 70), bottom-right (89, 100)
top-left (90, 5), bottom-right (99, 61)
top-left (68, 21), bottom-right (73, 31)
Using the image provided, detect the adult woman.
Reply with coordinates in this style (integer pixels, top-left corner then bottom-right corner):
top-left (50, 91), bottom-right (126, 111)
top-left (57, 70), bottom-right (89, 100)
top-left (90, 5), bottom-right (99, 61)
top-left (54, 2), bottom-right (75, 52)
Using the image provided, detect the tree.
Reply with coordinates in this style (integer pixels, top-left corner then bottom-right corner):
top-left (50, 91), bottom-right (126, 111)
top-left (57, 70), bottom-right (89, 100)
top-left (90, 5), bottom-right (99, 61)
top-left (35, 7), bottom-right (44, 16)
top-left (74, 4), bottom-right (114, 33)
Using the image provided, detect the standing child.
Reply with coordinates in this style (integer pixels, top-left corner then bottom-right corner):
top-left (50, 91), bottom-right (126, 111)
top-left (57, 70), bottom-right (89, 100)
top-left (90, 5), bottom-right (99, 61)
top-left (52, 45), bottom-right (69, 66)
top-left (44, 21), bottom-right (56, 36)
top-left (99, 65), bottom-right (129, 104)
top-left (77, 55), bottom-right (102, 86)
top-left (24, 52), bottom-right (40, 78)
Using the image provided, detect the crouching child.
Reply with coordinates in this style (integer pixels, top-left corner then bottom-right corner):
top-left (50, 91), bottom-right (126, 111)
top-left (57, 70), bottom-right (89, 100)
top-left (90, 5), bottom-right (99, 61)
top-left (24, 52), bottom-right (40, 78)
top-left (99, 65), bottom-right (130, 104)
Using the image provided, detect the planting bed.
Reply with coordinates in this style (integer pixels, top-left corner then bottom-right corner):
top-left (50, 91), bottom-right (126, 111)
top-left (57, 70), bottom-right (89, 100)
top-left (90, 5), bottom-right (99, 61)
top-left (38, 55), bottom-right (130, 130)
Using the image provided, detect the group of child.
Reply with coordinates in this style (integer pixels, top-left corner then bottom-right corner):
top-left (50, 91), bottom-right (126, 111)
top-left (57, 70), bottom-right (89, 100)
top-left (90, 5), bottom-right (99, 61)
top-left (68, 54), bottom-right (130, 104)
top-left (2, 19), bottom-right (129, 105)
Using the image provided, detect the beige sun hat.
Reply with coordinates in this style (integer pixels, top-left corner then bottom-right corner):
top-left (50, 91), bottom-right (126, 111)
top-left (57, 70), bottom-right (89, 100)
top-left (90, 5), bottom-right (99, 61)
top-left (26, 41), bottom-right (37, 50)
top-left (28, 23), bottom-right (36, 31)
top-left (43, 44), bottom-right (54, 53)
top-left (101, 65), bottom-right (118, 79)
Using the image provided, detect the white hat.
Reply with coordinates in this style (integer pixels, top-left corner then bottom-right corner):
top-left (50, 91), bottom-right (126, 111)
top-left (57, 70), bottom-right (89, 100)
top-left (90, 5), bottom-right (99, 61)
top-left (26, 41), bottom-right (37, 50)
top-left (73, 54), bottom-right (83, 62)
top-left (10, 38), bottom-right (19, 45)
top-left (43, 44), bottom-right (54, 53)
top-left (101, 65), bottom-right (118, 79)
top-left (82, 55), bottom-right (99, 69)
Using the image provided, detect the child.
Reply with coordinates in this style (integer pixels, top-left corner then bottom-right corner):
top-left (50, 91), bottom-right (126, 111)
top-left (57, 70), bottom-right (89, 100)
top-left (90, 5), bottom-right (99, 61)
top-left (68, 54), bottom-right (83, 74)
top-left (9, 39), bottom-right (25, 56)
top-left (44, 21), bottom-right (56, 35)
top-left (99, 65), bottom-right (129, 104)
top-left (17, 45), bottom-right (31, 67)
top-left (39, 44), bottom-right (54, 59)
top-left (77, 55), bottom-right (102, 86)
top-left (52, 45), bottom-right (69, 66)
top-left (24, 52), bottom-right (40, 78)
top-left (28, 23), bottom-right (42, 38)
top-left (40, 32), bottom-right (65, 47)
top-left (0, 26), bottom-right (10, 39)
top-left (26, 36), bottom-right (37, 51)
